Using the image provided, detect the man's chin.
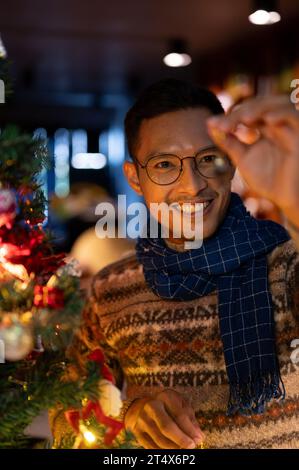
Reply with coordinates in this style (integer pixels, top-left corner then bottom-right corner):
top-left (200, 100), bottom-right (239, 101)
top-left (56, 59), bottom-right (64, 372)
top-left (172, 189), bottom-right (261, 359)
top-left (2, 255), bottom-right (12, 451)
top-left (202, 223), bottom-right (218, 240)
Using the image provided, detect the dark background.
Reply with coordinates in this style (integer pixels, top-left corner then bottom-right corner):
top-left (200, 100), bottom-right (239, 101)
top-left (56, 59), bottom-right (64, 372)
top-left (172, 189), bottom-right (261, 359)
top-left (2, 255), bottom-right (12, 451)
top-left (0, 0), bottom-right (298, 249)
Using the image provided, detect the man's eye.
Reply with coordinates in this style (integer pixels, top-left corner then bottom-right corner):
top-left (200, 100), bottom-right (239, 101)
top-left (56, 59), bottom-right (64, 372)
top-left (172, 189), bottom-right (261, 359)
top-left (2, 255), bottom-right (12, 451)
top-left (155, 161), bottom-right (173, 169)
top-left (201, 154), bottom-right (216, 163)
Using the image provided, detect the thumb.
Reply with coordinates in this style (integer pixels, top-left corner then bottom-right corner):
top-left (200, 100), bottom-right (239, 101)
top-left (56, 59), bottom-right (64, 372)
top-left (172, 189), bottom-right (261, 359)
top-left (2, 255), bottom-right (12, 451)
top-left (207, 122), bottom-right (246, 167)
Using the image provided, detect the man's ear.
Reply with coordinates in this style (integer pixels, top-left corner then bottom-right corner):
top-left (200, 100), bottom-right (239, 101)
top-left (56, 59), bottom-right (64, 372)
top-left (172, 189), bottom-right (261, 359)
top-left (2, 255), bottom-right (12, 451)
top-left (123, 161), bottom-right (143, 196)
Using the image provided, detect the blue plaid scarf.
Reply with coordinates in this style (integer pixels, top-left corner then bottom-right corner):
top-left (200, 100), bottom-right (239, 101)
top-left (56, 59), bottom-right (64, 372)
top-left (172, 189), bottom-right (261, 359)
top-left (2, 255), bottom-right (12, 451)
top-left (136, 192), bottom-right (290, 415)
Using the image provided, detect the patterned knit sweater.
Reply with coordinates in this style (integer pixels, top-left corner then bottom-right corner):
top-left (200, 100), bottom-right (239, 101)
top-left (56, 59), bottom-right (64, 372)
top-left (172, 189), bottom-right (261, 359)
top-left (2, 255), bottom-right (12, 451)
top-left (50, 239), bottom-right (299, 449)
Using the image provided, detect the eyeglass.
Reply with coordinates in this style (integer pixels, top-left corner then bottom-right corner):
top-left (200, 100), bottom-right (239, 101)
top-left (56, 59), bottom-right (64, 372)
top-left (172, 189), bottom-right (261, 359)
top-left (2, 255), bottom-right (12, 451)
top-left (134, 146), bottom-right (231, 185)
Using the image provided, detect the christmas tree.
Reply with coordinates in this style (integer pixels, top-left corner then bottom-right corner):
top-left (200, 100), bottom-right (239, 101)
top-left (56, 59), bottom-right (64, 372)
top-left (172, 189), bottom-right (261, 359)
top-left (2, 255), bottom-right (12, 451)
top-left (0, 57), bottom-right (126, 449)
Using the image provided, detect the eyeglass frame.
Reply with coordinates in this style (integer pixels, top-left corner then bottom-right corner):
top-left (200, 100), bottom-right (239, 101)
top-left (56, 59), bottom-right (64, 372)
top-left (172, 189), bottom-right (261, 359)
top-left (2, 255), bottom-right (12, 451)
top-left (132, 145), bottom-right (231, 186)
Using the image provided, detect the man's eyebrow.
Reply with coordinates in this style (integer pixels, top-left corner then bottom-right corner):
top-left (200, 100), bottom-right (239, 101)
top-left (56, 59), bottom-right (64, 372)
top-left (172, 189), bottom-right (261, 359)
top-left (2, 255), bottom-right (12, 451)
top-left (144, 144), bottom-right (219, 160)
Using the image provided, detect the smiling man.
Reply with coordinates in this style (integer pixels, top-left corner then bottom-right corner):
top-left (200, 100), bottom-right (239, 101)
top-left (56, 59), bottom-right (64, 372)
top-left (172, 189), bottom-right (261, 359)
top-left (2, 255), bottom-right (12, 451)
top-left (50, 79), bottom-right (299, 449)
top-left (124, 106), bottom-right (235, 248)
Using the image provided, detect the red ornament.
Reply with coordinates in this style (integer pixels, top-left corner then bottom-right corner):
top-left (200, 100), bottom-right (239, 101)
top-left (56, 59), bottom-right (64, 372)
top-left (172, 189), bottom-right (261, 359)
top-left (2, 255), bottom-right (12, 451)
top-left (65, 348), bottom-right (124, 446)
top-left (33, 285), bottom-right (65, 309)
top-left (65, 401), bottom-right (124, 446)
top-left (88, 349), bottom-right (114, 383)
top-left (0, 226), bottom-right (65, 277)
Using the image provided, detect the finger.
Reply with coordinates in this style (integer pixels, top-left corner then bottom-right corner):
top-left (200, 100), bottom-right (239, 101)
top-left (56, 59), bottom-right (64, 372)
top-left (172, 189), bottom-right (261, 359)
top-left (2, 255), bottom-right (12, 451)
top-left (257, 122), bottom-right (294, 153)
top-left (237, 97), bottom-right (292, 127)
top-left (190, 414), bottom-right (202, 429)
top-left (207, 126), bottom-right (247, 167)
top-left (142, 417), bottom-right (181, 449)
top-left (253, 120), bottom-right (297, 155)
top-left (264, 109), bottom-right (299, 131)
top-left (156, 391), bottom-right (204, 443)
top-left (169, 393), bottom-right (203, 439)
top-left (236, 95), bottom-right (290, 112)
top-left (172, 413), bottom-right (204, 446)
top-left (135, 430), bottom-right (158, 449)
top-left (234, 123), bottom-right (261, 145)
top-left (143, 399), bottom-right (197, 449)
top-left (208, 96), bottom-right (291, 132)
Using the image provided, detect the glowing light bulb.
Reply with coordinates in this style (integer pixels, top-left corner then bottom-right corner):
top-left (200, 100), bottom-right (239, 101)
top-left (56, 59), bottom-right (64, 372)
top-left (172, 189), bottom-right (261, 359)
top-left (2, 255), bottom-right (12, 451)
top-left (249, 9), bottom-right (281, 25)
top-left (83, 429), bottom-right (96, 445)
top-left (0, 246), bottom-right (8, 260)
top-left (163, 52), bottom-right (192, 68)
top-left (79, 422), bottom-right (97, 446)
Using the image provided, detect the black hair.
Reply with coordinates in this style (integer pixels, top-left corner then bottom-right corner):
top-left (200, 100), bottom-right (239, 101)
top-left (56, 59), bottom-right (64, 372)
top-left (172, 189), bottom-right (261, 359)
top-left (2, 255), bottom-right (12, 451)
top-left (124, 78), bottom-right (224, 160)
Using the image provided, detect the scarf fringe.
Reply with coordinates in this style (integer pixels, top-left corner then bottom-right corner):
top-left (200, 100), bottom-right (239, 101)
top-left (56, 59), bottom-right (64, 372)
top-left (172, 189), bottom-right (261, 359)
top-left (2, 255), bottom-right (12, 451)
top-left (227, 371), bottom-right (286, 416)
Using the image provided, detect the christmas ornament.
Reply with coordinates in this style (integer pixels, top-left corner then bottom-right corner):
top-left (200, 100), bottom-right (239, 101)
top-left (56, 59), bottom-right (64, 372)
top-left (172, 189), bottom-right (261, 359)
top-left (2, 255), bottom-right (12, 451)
top-left (57, 257), bottom-right (82, 278)
top-left (65, 399), bottom-right (123, 447)
top-left (33, 285), bottom-right (65, 309)
top-left (0, 317), bottom-right (33, 361)
top-left (0, 189), bottom-right (17, 229)
top-left (98, 379), bottom-right (122, 417)
top-left (65, 348), bottom-right (124, 446)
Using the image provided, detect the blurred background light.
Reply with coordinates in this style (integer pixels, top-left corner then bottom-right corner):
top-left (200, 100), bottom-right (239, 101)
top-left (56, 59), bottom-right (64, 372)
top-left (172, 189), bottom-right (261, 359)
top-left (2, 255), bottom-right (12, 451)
top-left (0, 33), bottom-right (7, 58)
top-left (72, 153), bottom-right (107, 170)
top-left (249, 0), bottom-right (281, 24)
top-left (54, 129), bottom-right (70, 197)
top-left (163, 39), bottom-right (192, 67)
top-left (107, 126), bottom-right (125, 166)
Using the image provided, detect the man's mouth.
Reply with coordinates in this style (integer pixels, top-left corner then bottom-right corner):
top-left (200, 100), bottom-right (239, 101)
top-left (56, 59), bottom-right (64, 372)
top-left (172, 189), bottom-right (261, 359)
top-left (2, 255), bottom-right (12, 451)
top-left (171, 199), bottom-right (214, 215)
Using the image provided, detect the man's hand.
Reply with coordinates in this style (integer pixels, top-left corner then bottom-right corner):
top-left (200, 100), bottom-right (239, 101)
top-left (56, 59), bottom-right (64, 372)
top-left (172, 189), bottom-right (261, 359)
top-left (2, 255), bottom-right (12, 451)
top-left (124, 389), bottom-right (204, 449)
top-left (207, 95), bottom-right (299, 227)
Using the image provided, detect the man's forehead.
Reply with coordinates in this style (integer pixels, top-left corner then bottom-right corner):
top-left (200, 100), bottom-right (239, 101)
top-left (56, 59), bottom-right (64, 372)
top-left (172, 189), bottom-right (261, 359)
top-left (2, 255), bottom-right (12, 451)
top-left (137, 107), bottom-right (214, 159)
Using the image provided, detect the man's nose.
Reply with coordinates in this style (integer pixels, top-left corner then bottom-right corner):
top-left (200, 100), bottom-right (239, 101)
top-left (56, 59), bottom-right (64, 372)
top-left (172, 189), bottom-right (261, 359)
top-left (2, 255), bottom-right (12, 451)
top-left (178, 157), bottom-right (207, 193)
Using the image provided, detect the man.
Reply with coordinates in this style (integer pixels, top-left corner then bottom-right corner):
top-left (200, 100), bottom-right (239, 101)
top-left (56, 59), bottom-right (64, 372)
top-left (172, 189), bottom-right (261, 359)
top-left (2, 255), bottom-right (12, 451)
top-left (51, 79), bottom-right (299, 449)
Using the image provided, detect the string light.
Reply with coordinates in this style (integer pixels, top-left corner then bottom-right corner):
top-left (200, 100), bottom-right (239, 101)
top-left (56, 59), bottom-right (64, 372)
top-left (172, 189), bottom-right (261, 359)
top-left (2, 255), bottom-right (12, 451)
top-left (79, 422), bottom-right (97, 445)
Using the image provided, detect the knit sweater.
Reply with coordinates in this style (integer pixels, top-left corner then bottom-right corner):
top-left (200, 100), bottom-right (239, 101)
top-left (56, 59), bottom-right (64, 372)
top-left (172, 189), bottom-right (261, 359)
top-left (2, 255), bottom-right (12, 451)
top-left (50, 239), bottom-right (299, 449)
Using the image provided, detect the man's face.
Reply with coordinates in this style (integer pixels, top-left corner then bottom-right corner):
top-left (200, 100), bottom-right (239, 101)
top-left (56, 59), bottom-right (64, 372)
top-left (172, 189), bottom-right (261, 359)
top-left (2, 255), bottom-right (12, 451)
top-left (123, 107), bottom-right (235, 245)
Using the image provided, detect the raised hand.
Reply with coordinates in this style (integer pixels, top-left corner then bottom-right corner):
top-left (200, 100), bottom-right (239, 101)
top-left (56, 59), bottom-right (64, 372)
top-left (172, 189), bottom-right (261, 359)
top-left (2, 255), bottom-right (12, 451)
top-left (207, 96), bottom-right (299, 227)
